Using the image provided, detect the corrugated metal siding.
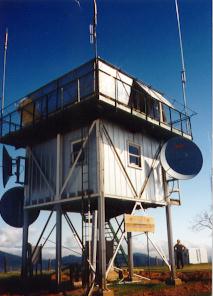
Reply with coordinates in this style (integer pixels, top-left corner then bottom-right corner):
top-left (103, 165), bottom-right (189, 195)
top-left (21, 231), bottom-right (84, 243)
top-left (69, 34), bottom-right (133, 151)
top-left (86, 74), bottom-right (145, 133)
top-left (30, 138), bottom-right (57, 203)
top-left (102, 120), bottom-right (165, 203)
top-left (63, 126), bottom-right (97, 197)
top-left (29, 125), bottom-right (97, 204)
top-left (28, 119), bottom-right (164, 205)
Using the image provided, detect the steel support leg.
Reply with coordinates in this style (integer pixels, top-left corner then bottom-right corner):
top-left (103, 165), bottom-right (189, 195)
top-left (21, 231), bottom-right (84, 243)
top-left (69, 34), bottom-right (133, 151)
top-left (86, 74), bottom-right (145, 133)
top-left (166, 204), bottom-right (176, 280)
top-left (56, 205), bottom-right (62, 286)
top-left (55, 133), bottom-right (62, 287)
top-left (163, 168), bottom-right (176, 282)
top-left (21, 209), bottom-right (29, 277)
top-left (98, 194), bottom-right (106, 292)
top-left (127, 232), bottom-right (133, 281)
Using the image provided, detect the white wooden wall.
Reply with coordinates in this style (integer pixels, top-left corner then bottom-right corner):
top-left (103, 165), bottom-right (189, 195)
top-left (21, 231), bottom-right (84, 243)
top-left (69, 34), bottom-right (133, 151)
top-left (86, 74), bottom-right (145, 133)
top-left (102, 120), bottom-right (165, 203)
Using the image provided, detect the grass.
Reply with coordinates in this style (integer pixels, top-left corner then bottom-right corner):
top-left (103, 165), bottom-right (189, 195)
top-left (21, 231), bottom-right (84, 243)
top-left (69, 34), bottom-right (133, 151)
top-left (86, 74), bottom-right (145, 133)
top-left (110, 282), bottom-right (166, 296)
top-left (0, 264), bottom-right (211, 295)
top-left (133, 263), bottom-right (212, 273)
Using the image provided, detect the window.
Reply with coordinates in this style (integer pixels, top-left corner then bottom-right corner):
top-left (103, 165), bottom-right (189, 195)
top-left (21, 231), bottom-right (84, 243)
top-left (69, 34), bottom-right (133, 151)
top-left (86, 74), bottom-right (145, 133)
top-left (147, 97), bottom-right (160, 120)
top-left (128, 142), bottom-right (142, 168)
top-left (70, 139), bottom-right (85, 165)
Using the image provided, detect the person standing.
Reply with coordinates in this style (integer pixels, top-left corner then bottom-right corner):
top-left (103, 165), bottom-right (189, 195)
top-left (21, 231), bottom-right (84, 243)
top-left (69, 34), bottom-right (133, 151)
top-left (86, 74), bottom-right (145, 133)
top-left (174, 239), bottom-right (186, 269)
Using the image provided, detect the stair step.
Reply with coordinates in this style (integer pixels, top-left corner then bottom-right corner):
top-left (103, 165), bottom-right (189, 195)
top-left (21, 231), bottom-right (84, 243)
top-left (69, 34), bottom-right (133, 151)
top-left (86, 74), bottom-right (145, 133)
top-left (170, 198), bottom-right (181, 206)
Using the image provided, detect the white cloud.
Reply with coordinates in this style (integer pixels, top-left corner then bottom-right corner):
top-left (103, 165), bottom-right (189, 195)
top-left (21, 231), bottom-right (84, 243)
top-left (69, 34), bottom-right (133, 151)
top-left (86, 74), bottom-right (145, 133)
top-left (0, 227), bottom-right (22, 256)
top-left (0, 222), bottom-right (211, 262)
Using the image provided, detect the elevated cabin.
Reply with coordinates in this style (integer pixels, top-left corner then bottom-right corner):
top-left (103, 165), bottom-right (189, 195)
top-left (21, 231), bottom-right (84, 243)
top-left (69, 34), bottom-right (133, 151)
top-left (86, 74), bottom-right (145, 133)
top-left (0, 58), bottom-right (192, 218)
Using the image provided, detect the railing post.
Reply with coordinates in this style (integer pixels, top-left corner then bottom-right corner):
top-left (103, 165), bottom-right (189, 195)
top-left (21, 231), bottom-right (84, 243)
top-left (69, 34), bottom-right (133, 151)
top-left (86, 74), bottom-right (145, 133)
top-left (180, 112), bottom-right (183, 135)
top-left (77, 80), bottom-right (80, 102)
top-left (115, 76), bottom-right (117, 110)
top-left (9, 114), bottom-right (11, 133)
top-left (169, 107), bottom-right (172, 131)
top-left (32, 102), bottom-right (35, 126)
top-left (188, 116), bottom-right (192, 138)
top-left (46, 95), bottom-right (49, 119)
top-left (145, 96), bottom-right (148, 120)
top-left (0, 116), bottom-right (2, 136)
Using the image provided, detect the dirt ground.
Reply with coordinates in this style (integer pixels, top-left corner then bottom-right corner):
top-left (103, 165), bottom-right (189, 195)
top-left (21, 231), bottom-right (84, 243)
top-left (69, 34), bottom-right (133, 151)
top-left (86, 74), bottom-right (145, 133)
top-left (110, 269), bottom-right (212, 296)
top-left (0, 268), bottom-right (211, 296)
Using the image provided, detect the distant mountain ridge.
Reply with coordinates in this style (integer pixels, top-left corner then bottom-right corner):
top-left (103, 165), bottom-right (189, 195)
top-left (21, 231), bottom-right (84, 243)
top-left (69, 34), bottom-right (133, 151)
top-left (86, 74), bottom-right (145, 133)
top-left (0, 251), bottom-right (22, 271)
top-left (0, 250), bottom-right (162, 272)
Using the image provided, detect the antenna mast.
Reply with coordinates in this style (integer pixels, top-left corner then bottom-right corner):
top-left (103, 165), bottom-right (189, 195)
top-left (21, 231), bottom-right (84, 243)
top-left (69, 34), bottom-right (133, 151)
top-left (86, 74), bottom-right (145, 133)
top-left (2, 28), bottom-right (8, 114)
top-left (175, 0), bottom-right (187, 115)
top-left (90, 0), bottom-right (98, 58)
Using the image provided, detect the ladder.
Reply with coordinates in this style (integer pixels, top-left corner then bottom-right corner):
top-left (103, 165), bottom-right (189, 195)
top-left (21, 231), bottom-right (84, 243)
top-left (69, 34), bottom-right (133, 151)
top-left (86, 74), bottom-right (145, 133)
top-left (167, 178), bottom-right (181, 206)
top-left (105, 221), bottom-right (128, 266)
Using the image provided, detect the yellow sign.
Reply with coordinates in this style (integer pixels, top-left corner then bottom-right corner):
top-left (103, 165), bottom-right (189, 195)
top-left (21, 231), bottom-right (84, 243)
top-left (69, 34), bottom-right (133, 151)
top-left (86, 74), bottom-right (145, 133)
top-left (124, 214), bottom-right (155, 233)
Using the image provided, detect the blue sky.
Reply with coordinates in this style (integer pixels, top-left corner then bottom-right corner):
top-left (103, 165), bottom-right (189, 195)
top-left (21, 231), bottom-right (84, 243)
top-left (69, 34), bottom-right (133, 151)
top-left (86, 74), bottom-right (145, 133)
top-left (0, 0), bottom-right (211, 258)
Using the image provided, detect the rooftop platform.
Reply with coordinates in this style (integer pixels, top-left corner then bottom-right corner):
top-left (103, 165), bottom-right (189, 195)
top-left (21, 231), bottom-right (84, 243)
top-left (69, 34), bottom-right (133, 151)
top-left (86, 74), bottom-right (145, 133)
top-left (0, 57), bottom-right (193, 148)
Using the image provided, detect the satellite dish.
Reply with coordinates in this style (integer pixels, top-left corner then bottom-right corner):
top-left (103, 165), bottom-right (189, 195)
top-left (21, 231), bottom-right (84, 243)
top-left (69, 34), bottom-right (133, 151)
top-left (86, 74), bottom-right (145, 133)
top-left (0, 187), bottom-right (40, 228)
top-left (2, 146), bottom-right (13, 188)
top-left (2, 145), bottom-right (27, 188)
top-left (160, 137), bottom-right (203, 180)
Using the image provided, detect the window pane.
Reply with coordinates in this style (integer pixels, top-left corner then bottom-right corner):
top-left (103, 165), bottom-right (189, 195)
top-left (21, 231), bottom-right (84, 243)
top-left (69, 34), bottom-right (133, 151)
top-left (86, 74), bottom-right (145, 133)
top-left (73, 142), bottom-right (82, 153)
top-left (130, 156), bottom-right (141, 167)
top-left (129, 145), bottom-right (139, 155)
top-left (128, 143), bottom-right (141, 167)
top-left (130, 155), bottom-right (137, 165)
top-left (147, 98), bottom-right (160, 120)
top-left (72, 141), bottom-right (84, 164)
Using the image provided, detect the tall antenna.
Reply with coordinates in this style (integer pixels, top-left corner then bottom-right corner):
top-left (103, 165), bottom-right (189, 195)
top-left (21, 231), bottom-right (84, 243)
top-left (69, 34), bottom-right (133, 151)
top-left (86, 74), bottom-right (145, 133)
top-left (175, 0), bottom-right (187, 115)
top-left (90, 0), bottom-right (98, 58)
top-left (1, 28), bottom-right (8, 114)
top-left (211, 0), bottom-right (213, 194)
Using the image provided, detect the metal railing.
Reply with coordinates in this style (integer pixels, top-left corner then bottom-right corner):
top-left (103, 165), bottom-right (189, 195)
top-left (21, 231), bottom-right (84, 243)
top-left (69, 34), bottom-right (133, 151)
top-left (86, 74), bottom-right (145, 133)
top-left (0, 69), bottom-right (95, 137)
top-left (98, 67), bottom-right (193, 137)
top-left (0, 59), bottom-right (193, 139)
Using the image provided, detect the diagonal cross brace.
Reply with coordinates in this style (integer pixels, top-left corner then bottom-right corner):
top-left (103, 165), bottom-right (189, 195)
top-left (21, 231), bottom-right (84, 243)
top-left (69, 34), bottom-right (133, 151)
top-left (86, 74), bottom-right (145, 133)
top-left (60, 120), bottom-right (97, 196)
top-left (106, 201), bottom-right (144, 279)
top-left (29, 149), bottom-right (55, 196)
top-left (106, 232), bottom-right (125, 278)
top-left (139, 143), bottom-right (162, 198)
top-left (102, 124), bottom-right (138, 198)
top-left (131, 201), bottom-right (144, 214)
top-left (148, 235), bottom-right (171, 270)
top-left (64, 213), bottom-right (83, 250)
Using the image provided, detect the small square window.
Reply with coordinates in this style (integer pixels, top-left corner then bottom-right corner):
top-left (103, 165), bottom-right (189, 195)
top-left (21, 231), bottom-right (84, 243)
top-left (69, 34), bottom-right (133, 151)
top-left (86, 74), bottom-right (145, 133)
top-left (128, 142), bottom-right (142, 168)
top-left (70, 140), bottom-right (85, 165)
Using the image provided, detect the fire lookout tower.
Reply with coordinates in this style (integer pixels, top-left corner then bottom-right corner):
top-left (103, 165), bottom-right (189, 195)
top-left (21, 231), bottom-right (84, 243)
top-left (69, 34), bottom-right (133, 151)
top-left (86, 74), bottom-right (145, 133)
top-left (0, 57), bottom-right (201, 295)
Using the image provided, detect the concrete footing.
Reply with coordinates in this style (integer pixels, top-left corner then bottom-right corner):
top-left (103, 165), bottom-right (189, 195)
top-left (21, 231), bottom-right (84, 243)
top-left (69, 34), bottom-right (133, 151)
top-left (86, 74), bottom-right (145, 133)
top-left (165, 278), bottom-right (182, 286)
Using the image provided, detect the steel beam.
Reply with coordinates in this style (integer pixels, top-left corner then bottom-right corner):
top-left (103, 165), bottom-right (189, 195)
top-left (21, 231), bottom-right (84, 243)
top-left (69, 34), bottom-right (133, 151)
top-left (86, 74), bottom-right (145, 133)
top-left (22, 147), bottom-right (30, 278)
top-left (60, 120), bottom-right (96, 196)
top-left (165, 204), bottom-right (176, 279)
top-left (55, 133), bottom-right (63, 286)
top-left (96, 120), bottom-right (107, 292)
top-left (163, 170), bottom-right (176, 280)
top-left (147, 235), bottom-right (171, 269)
top-left (102, 124), bottom-right (138, 198)
top-left (127, 232), bottom-right (133, 281)
top-left (139, 144), bottom-right (162, 198)
top-left (21, 209), bottom-right (29, 277)
top-left (56, 205), bottom-right (62, 286)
